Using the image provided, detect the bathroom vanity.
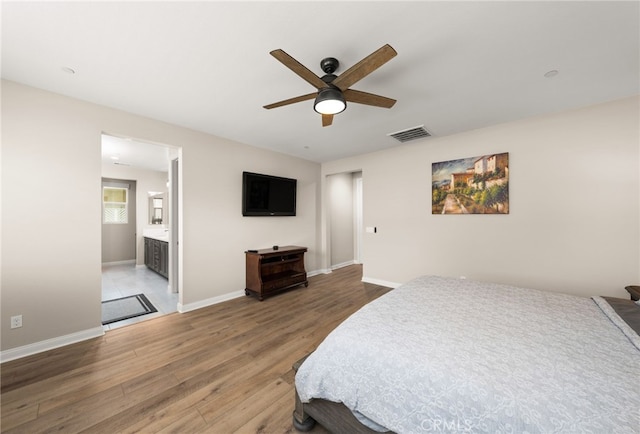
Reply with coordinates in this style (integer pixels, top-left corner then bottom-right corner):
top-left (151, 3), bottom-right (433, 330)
top-left (144, 233), bottom-right (168, 278)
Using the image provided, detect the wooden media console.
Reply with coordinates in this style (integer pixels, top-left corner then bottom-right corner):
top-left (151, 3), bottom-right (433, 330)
top-left (245, 245), bottom-right (308, 301)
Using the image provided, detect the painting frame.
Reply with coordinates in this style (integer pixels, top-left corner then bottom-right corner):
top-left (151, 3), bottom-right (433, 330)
top-left (432, 152), bottom-right (509, 214)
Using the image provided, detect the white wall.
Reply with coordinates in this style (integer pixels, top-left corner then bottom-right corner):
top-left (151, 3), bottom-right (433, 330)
top-left (1, 80), bottom-right (321, 357)
top-left (101, 177), bottom-right (138, 263)
top-left (322, 96), bottom-right (640, 298)
top-left (2, 79), bottom-right (637, 359)
top-left (101, 163), bottom-right (169, 266)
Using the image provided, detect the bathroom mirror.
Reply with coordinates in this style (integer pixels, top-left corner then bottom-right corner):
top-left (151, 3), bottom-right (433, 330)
top-left (149, 193), bottom-right (166, 224)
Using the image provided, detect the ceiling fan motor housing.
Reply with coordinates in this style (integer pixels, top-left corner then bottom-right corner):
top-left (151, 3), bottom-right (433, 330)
top-left (321, 74), bottom-right (338, 84)
top-left (320, 57), bottom-right (339, 74)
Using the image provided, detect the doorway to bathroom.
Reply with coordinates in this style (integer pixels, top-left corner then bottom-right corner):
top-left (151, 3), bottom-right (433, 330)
top-left (101, 134), bottom-right (180, 329)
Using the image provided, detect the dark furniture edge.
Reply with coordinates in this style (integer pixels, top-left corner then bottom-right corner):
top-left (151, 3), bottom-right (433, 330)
top-left (625, 285), bottom-right (640, 301)
top-left (602, 296), bottom-right (640, 335)
top-left (292, 354), bottom-right (393, 434)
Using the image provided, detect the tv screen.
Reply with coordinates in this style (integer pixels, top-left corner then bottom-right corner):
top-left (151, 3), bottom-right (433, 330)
top-left (242, 172), bottom-right (297, 216)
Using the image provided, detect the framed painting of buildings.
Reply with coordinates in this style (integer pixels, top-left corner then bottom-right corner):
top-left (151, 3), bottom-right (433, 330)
top-left (432, 152), bottom-right (509, 214)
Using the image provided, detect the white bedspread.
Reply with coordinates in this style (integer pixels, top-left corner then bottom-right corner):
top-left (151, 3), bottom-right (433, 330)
top-left (295, 276), bottom-right (640, 433)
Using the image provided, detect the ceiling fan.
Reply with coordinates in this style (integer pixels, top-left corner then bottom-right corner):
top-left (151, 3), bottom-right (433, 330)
top-left (263, 44), bottom-right (397, 127)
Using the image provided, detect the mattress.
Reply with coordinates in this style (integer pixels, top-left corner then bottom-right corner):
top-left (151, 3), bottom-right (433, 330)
top-left (295, 276), bottom-right (640, 433)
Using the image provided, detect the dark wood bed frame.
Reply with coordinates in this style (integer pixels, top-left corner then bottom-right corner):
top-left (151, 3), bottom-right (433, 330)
top-left (292, 354), bottom-right (393, 433)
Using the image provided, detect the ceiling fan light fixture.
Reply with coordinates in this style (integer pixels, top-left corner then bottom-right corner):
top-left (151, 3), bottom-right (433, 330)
top-left (314, 87), bottom-right (346, 115)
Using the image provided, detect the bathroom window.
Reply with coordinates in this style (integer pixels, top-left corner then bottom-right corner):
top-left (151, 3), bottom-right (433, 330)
top-left (103, 186), bottom-right (128, 224)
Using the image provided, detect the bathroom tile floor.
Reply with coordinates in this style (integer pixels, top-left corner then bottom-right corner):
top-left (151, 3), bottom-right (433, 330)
top-left (101, 262), bottom-right (179, 331)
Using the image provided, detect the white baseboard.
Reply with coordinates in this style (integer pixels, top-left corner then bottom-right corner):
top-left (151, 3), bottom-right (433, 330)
top-left (1, 266), bottom-right (346, 362)
top-left (178, 268), bottom-right (331, 312)
top-left (331, 260), bottom-right (356, 270)
top-left (178, 290), bottom-right (246, 313)
top-left (0, 326), bottom-right (105, 363)
top-left (362, 276), bottom-right (401, 289)
top-left (102, 260), bottom-right (136, 266)
top-left (308, 268), bottom-right (331, 277)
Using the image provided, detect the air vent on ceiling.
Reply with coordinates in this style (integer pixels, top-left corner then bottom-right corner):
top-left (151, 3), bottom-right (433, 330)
top-left (387, 125), bottom-right (431, 143)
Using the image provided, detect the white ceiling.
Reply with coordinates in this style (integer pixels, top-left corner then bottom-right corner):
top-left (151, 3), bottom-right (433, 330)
top-left (101, 134), bottom-right (173, 173)
top-left (2, 1), bottom-right (639, 165)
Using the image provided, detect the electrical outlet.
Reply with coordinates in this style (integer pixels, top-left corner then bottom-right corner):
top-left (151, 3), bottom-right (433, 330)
top-left (10, 315), bottom-right (22, 329)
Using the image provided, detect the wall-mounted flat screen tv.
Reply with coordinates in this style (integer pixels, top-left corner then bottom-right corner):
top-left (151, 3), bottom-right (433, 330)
top-left (242, 171), bottom-right (297, 216)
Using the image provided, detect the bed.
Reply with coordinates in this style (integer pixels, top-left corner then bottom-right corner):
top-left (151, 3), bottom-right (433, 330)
top-left (293, 275), bottom-right (640, 433)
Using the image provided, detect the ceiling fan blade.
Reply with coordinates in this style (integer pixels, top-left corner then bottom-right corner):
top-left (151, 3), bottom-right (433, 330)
top-left (343, 89), bottom-right (396, 108)
top-left (263, 92), bottom-right (317, 109)
top-left (270, 49), bottom-right (327, 90)
top-left (332, 44), bottom-right (397, 91)
top-left (322, 114), bottom-right (333, 127)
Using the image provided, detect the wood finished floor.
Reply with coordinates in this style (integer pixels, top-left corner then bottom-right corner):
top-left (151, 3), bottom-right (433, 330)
top-left (1, 265), bottom-right (392, 433)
